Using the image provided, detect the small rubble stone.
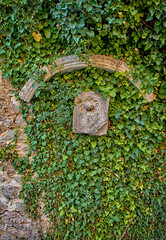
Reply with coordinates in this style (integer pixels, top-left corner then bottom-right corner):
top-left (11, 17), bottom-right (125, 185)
top-left (1, 232), bottom-right (15, 240)
top-left (0, 211), bottom-right (39, 240)
top-left (0, 173), bottom-right (4, 183)
top-left (10, 96), bottom-right (20, 113)
top-left (0, 130), bottom-right (15, 145)
top-left (15, 202), bottom-right (25, 212)
top-left (15, 114), bottom-right (27, 127)
top-left (13, 175), bottom-right (21, 184)
top-left (0, 200), bottom-right (7, 214)
top-left (2, 186), bottom-right (19, 199)
top-left (5, 164), bottom-right (16, 176)
top-left (0, 73), bottom-right (39, 239)
top-left (3, 118), bottom-right (13, 128)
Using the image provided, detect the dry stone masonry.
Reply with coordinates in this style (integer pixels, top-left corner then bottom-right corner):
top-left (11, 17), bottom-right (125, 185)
top-left (0, 71), bottom-right (39, 240)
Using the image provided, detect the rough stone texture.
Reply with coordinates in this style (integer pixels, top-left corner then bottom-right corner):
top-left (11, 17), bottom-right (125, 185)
top-left (73, 91), bottom-right (109, 136)
top-left (0, 72), bottom-right (39, 239)
top-left (0, 211), bottom-right (39, 240)
top-left (19, 54), bottom-right (156, 103)
top-left (0, 74), bottom-right (28, 154)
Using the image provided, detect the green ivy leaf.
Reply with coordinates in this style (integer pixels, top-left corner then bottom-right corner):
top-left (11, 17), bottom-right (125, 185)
top-left (60, 210), bottom-right (65, 217)
top-left (87, 30), bottom-right (95, 38)
top-left (91, 142), bottom-right (97, 148)
top-left (44, 29), bottom-right (51, 38)
top-left (84, 3), bottom-right (93, 12)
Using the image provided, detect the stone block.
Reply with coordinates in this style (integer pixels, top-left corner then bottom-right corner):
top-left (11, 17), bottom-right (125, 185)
top-left (73, 91), bottom-right (109, 136)
top-left (18, 55), bottom-right (156, 103)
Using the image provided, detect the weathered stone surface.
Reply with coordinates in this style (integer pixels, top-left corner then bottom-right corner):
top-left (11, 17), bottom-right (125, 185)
top-left (0, 130), bottom-right (15, 145)
top-left (0, 200), bottom-right (7, 214)
top-left (15, 143), bottom-right (28, 155)
top-left (15, 202), bottom-right (25, 212)
top-left (1, 232), bottom-right (14, 240)
top-left (0, 174), bottom-right (4, 183)
top-left (19, 55), bottom-right (156, 103)
top-left (5, 164), bottom-right (16, 177)
top-left (0, 211), bottom-right (39, 240)
top-left (0, 73), bottom-right (39, 239)
top-left (19, 78), bottom-right (40, 103)
top-left (10, 96), bottom-right (20, 113)
top-left (73, 91), bottom-right (109, 136)
top-left (2, 186), bottom-right (19, 199)
top-left (15, 114), bottom-right (27, 127)
top-left (13, 175), bottom-right (21, 184)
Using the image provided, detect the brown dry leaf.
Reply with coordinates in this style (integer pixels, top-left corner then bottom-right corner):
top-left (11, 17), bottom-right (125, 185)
top-left (69, 131), bottom-right (75, 139)
top-left (144, 105), bottom-right (149, 110)
top-left (32, 32), bottom-right (42, 42)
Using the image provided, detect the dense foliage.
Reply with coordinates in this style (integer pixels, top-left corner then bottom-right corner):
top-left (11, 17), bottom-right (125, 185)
top-left (0, 0), bottom-right (165, 239)
top-left (0, 0), bottom-right (165, 94)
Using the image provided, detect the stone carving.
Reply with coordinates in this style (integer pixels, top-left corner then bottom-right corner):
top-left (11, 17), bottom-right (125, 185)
top-left (73, 91), bottom-right (110, 136)
top-left (18, 55), bottom-right (156, 103)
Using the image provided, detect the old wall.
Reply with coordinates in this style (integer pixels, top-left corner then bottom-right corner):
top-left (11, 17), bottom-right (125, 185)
top-left (0, 71), bottom-right (39, 240)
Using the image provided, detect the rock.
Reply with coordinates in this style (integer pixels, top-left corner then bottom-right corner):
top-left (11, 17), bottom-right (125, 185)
top-left (0, 130), bottom-right (15, 145)
top-left (15, 143), bottom-right (28, 155)
top-left (15, 202), bottom-right (25, 212)
top-left (0, 173), bottom-right (4, 183)
top-left (15, 115), bottom-right (27, 128)
top-left (3, 118), bottom-right (13, 128)
top-left (10, 96), bottom-right (20, 113)
top-left (0, 136), bottom-right (4, 144)
top-left (0, 74), bottom-right (39, 239)
top-left (18, 129), bottom-right (27, 141)
top-left (0, 232), bottom-right (15, 240)
top-left (0, 211), bottom-right (39, 240)
top-left (2, 186), bottom-right (19, 199)
top-left (13, 175), bottom-right (21, 184)
top-left (0, 200), bottom-right (7, 214)
top-left (5, 164), bottom-right (16, 176)
top-left (5, 130), bottom-right (15, 141)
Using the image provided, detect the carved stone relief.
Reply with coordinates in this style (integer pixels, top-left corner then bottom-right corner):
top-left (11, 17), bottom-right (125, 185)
top-left (73, 91), bottom-right (110, 136)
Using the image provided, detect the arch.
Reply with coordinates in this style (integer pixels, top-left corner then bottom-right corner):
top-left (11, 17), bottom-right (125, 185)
top-left (19, 55), bottom-right (156, 102)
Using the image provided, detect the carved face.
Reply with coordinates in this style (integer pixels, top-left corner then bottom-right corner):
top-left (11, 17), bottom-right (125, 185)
top-left (73, 91), bottom-right (109, 136)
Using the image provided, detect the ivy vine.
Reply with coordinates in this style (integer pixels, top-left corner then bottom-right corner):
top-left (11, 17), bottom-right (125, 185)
top-left (15, 67), bottom-right (166, 239)
top-left (0, 0), bottom-right (165, 239)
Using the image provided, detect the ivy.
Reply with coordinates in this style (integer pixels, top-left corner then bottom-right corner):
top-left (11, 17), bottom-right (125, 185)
top-left (17, 68), bottom-right (165, 239)
top-left (0, 0), bottom-right (165, 239)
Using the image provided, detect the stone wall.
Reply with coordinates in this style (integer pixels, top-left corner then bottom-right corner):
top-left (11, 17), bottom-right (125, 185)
top-left (0, 71), bottom-right (39, 240)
